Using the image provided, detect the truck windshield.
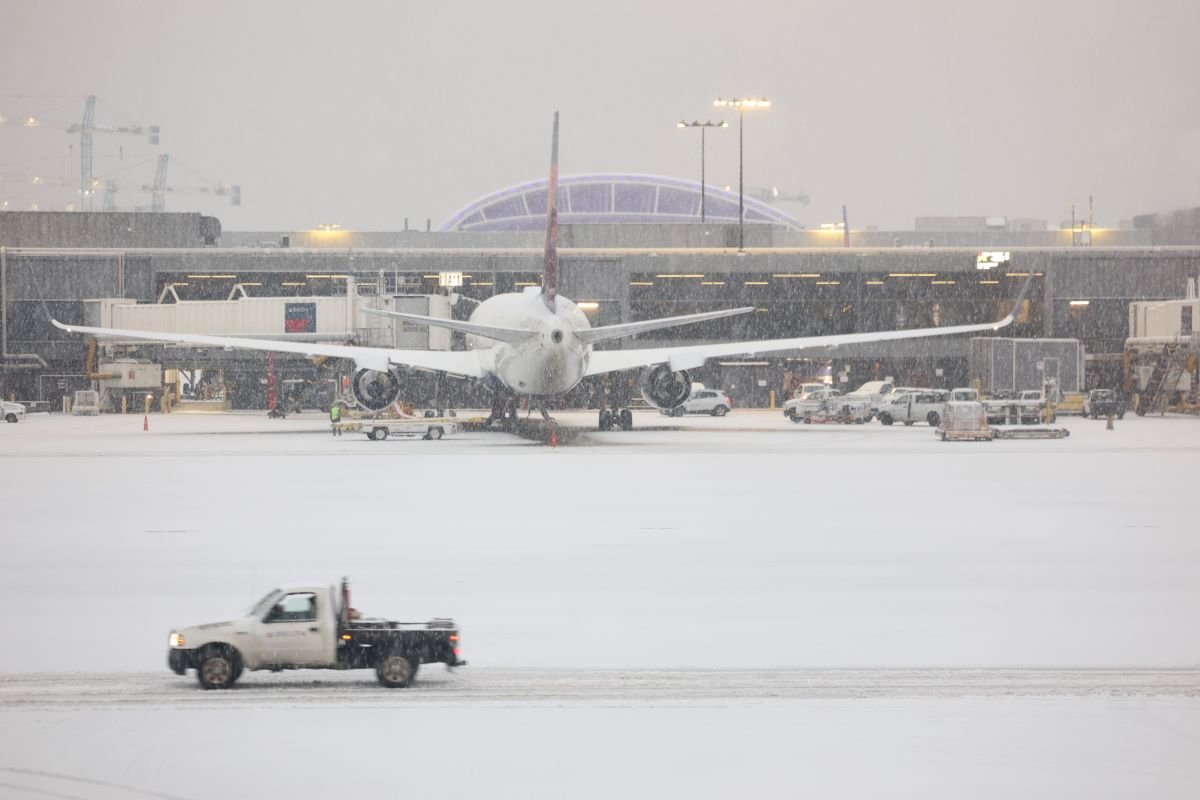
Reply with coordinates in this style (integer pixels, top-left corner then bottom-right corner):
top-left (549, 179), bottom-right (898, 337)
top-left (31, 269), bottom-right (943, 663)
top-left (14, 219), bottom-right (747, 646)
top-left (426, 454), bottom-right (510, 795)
top-left (247, 590), bottom-right (280, 617)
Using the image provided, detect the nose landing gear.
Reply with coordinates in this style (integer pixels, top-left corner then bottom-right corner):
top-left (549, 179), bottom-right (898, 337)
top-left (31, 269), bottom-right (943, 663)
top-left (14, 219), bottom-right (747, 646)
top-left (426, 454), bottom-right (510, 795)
top-left (598, 407), bottom-right (633, 431)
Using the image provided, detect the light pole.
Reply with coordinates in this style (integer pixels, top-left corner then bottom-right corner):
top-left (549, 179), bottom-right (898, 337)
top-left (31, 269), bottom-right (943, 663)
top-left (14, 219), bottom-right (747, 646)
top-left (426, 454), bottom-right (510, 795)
top-left (713, 97), bottom-right (770, 250)
top-left (677, 120), bottom-right (727, 223)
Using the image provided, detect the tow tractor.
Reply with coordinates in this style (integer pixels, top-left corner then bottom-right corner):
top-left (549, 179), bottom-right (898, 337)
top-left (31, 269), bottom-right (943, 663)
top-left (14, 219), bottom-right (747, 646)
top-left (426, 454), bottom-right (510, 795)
top-left (335, 417), bottom-right (458, 440)
top-left (168, 578), bottom-right (465, 689)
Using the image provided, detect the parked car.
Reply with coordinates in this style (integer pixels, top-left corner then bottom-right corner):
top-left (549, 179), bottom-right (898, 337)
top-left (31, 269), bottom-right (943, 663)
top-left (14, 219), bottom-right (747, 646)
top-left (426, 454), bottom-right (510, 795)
top-left (2, 399), bottom-right (26, 423)
top-left (877, 389), bottom-right (950, 426)
top-left (665, 388), bottom-right (732, 417)
top-left (784, 388), bottom-right (841, 421)
top-left (1083, 389), bottom-right (1126, 419)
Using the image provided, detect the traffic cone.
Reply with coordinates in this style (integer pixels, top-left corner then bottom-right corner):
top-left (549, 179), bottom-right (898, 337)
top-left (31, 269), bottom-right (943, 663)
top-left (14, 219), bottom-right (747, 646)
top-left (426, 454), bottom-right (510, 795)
top-left (1106, 414), bottom-right (1114, 430)
top-left (143, 414), bottom-right (149, 431)
top-left (550, 429), bottom-right (557, 447)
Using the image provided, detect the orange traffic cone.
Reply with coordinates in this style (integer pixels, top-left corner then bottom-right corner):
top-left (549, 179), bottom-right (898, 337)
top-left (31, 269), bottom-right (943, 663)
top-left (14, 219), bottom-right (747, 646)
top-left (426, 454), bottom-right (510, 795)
top-left (143, 414), bottom-right (149, 431)
top-left (550, 429), bottom-right (557, 448)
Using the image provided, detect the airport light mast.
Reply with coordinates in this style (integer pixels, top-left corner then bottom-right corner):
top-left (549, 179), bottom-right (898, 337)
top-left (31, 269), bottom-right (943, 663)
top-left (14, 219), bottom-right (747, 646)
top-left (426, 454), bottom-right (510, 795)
top-left (677, 120), bottom-right (727, 223)
top-left (713, 97), bottom-right (770, 251)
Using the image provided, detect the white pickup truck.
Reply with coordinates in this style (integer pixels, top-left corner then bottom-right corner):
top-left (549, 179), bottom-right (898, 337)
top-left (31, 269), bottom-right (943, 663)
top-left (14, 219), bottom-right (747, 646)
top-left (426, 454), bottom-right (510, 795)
top-left (168, 579), bottom-right (465, 689)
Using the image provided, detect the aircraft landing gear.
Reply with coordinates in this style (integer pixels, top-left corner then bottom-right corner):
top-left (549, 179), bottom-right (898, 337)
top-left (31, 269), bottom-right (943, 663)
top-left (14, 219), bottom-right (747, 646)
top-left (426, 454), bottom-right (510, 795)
top-left (598, 408), bottom-right (633, 431)
top-left (487, 393), bottom-right (519, 429)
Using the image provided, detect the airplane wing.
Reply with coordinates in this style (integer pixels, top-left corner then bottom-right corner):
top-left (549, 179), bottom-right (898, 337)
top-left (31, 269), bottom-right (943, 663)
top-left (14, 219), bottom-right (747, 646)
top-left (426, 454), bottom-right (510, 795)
top-left (362, 308), bottom-right (535, 344)
top-left (50, 319), bottom-right (484, 377)
top-left (575, 307), bottom-right (755, 346)
top-left (585, 273), bottom-right (1034, 377)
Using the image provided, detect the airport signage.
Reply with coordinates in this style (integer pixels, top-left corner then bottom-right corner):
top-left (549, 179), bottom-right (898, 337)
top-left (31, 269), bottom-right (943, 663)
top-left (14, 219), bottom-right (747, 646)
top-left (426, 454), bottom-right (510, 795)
top-left (976, 251), bottom-right (1011, 270)
top-left (439, 271), bottom-right (464, 288)
top-left (285, 303), bottom-right (317, 333)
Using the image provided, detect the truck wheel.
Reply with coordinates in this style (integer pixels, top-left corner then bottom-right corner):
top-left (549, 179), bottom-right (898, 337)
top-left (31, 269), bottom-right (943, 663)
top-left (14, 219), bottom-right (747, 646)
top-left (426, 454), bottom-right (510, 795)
top-left (426, 426), bottom-right (444, 440)
top-left (372, 427), bottom-right (388, 440)
top-left (879, 413), bottom-right (893, 426)
top-left (197, 646), bottom-right (240, 690)
top-left (927, 411), bottom-right (941, 427)
top-left (712, 405), bottom-right (728, 417)
top-left (376, 653), bottom-right (418, 688)
top-left (5, 413), bottom-right (17, 423)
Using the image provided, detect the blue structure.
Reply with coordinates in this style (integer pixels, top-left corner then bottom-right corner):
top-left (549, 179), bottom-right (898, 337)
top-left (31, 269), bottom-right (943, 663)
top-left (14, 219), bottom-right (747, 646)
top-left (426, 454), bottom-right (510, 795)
top-left (441, 174), bottom-right (802, 232)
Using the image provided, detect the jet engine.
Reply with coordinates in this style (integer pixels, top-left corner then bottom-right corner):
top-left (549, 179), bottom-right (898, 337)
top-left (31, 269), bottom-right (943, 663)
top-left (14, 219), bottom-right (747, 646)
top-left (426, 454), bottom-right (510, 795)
top-left (351, 368), bottom-right (401, 411)
top-left (639, 365), bottom-right (692, 411)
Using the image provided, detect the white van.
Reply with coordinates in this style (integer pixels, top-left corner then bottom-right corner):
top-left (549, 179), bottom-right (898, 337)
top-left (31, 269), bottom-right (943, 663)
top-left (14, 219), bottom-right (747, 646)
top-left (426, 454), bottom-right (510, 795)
top-left (877, 390), bottom-right (950, 426)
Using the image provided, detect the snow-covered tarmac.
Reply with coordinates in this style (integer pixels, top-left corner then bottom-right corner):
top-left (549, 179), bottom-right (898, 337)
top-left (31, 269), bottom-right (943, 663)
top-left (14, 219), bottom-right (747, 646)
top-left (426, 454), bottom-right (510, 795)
top-left (1, 409), bottom-right (1198, 798)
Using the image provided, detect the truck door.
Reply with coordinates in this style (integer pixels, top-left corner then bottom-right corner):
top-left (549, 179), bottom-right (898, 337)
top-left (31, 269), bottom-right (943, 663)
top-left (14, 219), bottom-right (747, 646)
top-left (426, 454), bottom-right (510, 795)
top-left (258, 591), bottom-right (332, 667)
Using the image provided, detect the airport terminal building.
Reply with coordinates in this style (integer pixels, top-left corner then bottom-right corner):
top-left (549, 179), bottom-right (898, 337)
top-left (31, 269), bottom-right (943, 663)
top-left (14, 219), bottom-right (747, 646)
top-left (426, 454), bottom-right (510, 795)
top-left (3, 180), bottom-right (1199, 409)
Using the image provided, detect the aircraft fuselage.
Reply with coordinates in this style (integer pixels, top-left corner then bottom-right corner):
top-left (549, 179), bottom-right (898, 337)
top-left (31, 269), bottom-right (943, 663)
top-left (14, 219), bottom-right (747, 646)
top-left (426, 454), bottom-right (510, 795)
top-left (467, 288), bottom-right (591, 395)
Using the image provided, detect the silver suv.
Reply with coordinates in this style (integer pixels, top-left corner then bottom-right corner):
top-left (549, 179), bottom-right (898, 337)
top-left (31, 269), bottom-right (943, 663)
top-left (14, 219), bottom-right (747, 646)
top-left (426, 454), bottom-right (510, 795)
top-left (665, 388), bottom-right (733, 417)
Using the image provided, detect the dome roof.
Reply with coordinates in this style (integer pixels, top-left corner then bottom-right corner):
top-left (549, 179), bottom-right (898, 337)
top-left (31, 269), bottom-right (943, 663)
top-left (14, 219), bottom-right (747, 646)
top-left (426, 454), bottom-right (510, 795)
top-left (441, 173), bottom-right (801, 232)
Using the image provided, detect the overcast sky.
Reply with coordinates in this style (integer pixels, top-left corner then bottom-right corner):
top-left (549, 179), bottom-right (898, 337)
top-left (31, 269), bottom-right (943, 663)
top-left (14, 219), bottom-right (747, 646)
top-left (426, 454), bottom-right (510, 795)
top-left (2, 0), bottom-right (1198, 232)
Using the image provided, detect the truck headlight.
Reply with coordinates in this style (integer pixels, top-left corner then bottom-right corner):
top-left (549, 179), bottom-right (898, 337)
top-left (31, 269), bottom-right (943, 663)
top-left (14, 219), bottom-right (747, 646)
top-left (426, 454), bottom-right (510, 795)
top-left (169, 633), bottom-right (185, 648)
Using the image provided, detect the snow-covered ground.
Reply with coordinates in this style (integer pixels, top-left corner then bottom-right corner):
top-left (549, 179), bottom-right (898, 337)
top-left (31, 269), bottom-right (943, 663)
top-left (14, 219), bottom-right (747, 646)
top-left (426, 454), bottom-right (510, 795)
top-left (1, 409), bottom-right (1198, 798)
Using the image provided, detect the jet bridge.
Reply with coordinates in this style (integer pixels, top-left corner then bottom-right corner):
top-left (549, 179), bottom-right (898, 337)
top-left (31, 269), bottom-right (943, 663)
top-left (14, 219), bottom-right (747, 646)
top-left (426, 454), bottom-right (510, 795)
top-left (83, 278), bottom-right (453, 351)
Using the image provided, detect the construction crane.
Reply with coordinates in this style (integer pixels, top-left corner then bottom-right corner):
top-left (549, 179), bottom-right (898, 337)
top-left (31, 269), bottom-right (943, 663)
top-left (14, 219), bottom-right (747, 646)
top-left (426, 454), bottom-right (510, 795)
top-left (64, 96), bottom-right (159, 211)
top-left (1, 96), bottom-right (159, 210)
top-left (138, 153), bottom-right (241, 212)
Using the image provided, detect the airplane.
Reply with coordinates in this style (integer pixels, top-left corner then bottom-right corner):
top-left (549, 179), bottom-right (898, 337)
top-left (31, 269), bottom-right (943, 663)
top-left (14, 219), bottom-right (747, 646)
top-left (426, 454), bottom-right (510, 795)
top-left (52, 113), bottom-right (1033, 431)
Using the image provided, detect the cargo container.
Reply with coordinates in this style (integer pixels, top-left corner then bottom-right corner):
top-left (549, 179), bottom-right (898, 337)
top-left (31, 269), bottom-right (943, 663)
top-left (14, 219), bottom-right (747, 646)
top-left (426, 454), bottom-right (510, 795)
top-left (969, 337), bottom-right (1084, 395)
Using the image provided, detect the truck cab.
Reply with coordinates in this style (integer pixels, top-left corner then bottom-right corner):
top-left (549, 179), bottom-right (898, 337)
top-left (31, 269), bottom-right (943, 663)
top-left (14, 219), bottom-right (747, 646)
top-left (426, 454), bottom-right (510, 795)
top-left (168, 579), bottom-right (463, 689)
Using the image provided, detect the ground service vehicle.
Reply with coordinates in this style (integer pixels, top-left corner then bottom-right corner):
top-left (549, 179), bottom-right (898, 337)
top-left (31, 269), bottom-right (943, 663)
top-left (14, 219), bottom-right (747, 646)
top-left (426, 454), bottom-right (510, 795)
top-left (168, 579), bottom-right (465, 689)
top-left (877, 390), bottom-right (949, 426)
top-left (2, 399), bottom-right (26, 423)
top-left (841, 380), bottom-right (895, 419)
top-left (783, 388), bottom-right (838, 420)
top-left (665, 387), bottom-right (733, 416)
top-left (1057, 393), bottom-right (1086, 415)
top-left (1083, 389), bottom-right (1126, 419)
top-left (982, 392), bottom-right (1044, 425)
top-left (334, 419), bottom-right (457, 440)
top-left (785, 388), bottom-right (842, 422)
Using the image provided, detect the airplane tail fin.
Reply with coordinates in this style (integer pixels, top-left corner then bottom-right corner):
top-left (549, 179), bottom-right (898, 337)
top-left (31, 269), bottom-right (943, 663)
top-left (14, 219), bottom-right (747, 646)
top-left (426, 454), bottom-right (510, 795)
top-left (541, 111), bottom-right (559, 313)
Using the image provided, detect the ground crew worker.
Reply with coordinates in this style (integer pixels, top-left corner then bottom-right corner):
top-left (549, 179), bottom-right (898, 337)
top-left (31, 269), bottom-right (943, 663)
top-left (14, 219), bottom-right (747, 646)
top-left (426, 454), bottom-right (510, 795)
top-left (329, 403), bottom-right (342, 436)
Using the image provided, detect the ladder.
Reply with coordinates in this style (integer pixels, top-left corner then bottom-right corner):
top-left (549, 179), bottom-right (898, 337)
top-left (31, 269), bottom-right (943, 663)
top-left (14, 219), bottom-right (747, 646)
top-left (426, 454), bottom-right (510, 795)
top-left (1143, 346), bottom-right (1188, 416)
